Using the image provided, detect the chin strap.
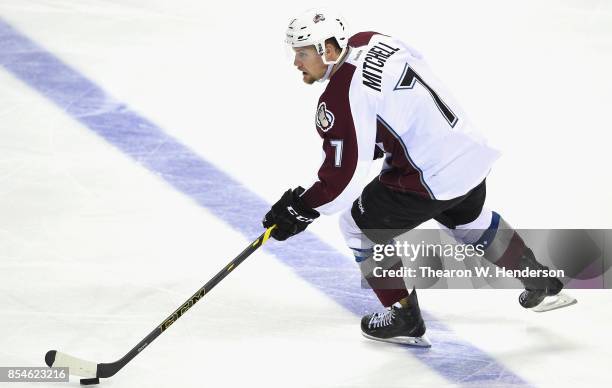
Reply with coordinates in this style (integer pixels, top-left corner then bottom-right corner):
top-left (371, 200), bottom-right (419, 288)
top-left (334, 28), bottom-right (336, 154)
top-left (317, 64), bottom-right (334, 83)
top-left (317, 46), bottom-right (350, 83)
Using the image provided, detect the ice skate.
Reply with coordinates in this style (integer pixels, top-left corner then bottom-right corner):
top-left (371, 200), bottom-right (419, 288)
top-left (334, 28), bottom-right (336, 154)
top-left (361, 288), bottom-right (431, 347)
top-left (517, 248), bottom-right (577, 312)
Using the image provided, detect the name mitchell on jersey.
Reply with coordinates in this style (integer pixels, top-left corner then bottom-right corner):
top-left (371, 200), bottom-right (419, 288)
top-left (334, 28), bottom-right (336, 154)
top-left (362, 41), bottom-right (400, 92)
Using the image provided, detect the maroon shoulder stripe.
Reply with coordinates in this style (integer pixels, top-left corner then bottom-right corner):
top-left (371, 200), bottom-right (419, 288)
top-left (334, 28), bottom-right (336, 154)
top-left (348, 31), bottom-right (383, 48)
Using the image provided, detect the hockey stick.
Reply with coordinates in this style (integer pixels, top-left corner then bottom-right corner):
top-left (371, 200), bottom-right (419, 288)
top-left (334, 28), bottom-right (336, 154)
top-left (44, 226), bottom-right (276, 385)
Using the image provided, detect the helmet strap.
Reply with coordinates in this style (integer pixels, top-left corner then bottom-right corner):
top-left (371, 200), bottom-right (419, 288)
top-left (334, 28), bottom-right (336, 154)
top-left (318, 46), bottom-right (349, 83)
top-left (317, 64), bottom-right (334, 83)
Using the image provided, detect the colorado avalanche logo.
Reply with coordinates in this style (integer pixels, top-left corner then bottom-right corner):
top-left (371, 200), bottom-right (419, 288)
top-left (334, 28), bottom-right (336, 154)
top-left (316, 102), bottom-right (335, 132)
top-left (313, 14), bottom-right (325, 23)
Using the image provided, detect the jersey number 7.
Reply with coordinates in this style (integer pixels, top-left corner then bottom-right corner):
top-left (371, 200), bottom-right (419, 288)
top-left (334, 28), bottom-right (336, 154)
top-left (394, 63), bottom-right (458, 128)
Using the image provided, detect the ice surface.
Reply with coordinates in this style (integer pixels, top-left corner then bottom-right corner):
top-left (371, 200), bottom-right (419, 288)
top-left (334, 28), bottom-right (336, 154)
top-left (1, 1), bottom-right (611, 387)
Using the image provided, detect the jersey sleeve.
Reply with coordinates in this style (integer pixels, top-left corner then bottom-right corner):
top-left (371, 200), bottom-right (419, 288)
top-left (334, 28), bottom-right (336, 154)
top-left (301, 65), bottom-right (377, 215)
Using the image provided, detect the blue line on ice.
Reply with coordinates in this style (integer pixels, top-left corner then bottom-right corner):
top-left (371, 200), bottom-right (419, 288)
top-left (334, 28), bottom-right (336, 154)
top-left (0, 18), bottom-right (532, 388)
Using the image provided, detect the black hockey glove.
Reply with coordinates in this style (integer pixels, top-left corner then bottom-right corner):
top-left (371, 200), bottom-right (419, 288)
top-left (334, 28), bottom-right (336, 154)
top-left (262, 187), bottom-right (320, 241)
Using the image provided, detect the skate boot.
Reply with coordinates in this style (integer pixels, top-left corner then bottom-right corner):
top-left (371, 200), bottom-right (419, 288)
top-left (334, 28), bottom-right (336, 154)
top-left (361, 288), bottom-right (431, 347)
top-left (517, 248), bottom-right (577, 312)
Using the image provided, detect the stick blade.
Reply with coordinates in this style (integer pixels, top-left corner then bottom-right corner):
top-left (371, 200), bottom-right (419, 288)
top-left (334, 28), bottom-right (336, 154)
top-left (44, 350), bottom-right (98, 378)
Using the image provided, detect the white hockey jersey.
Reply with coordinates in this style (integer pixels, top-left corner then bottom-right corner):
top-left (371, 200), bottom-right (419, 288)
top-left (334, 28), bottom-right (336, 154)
top-left (301, 31), bottom-right (501, 215)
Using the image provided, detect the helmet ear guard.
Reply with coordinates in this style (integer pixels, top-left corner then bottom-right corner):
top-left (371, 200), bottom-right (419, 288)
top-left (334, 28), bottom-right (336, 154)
top-left (322, 44), bottom-right (348, 65)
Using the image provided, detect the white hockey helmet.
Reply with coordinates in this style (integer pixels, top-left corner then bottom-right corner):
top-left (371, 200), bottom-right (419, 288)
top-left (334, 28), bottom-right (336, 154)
top-left (285, 9), bottom-right (348, 56)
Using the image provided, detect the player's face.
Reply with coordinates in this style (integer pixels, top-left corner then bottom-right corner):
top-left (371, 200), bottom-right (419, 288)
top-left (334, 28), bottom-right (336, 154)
top-left (293, 46), bottom-right (327, 84)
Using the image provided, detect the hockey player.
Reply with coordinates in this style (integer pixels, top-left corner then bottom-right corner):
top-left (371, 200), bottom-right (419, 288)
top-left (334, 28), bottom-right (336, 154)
top-left (262, 9), bottom-right (576, 347)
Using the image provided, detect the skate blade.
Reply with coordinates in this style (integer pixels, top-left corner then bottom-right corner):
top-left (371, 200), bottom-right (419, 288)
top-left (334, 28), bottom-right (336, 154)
top-left (530, 292), bottom-right (577, 312)
top-left (362, 332), bottom-right (432, 348)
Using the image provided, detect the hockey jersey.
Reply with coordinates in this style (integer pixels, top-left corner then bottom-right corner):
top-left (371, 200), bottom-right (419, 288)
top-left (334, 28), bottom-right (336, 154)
top-left (301, 31), bottom-right (501, 215)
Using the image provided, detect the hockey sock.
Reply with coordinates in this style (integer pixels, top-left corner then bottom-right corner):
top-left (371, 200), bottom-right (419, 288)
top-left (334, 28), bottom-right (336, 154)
top-left (354, 249), bottom-right (409, 307)
top-left (341, 209), bottom-right (409, 307)
top-left (442, 209), bottom-right (534, 271)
